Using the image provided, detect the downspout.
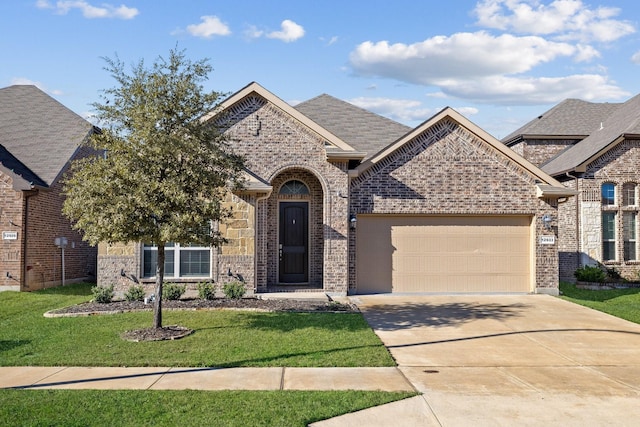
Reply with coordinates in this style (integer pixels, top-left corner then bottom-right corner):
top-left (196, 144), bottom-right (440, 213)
top-left (566, 171), bottom-right (580, 268)
top-left (22, 190), bottom-right (37, 291)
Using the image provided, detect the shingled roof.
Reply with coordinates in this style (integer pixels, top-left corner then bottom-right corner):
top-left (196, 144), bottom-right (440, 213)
top-left (0, 85), bottom-right (94, 188)
top-left (502, 99), bottom-right (621, 145)
top-left (294, 94), bottom-right (411, 160)
top-left (542, 93), bottom-right (640, 176)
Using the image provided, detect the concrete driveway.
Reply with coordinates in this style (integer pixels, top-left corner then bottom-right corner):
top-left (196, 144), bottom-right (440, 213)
top-left (352, 294), bottom-right (640, 426)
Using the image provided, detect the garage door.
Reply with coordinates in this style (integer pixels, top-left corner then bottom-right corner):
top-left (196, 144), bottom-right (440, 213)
top-left (356, 216), bottom-right (532, 294)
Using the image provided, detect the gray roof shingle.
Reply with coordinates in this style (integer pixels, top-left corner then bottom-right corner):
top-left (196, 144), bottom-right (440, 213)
top-left (294, 94), bottom-right (411, 160)
top-left (542, 93), bottom-right (640, 176)
top-left (502, 99), bottom-right (621, 144)
top-left (0, 85), bottom-right (94, 188)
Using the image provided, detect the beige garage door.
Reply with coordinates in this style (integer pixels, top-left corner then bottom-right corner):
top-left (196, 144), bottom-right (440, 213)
top-left (356, 216), bottom-right (532, 294)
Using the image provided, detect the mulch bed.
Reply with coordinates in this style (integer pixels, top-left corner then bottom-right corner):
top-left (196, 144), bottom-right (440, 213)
top-left (45, 297), bottom-right (358, 342)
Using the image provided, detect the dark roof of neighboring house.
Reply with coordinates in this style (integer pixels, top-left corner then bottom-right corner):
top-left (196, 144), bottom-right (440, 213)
top-left (294, 94), bottom-right (411, 160)
top-left (0, 85), bottom-right (94, 188)
top-left (502, 99), bottom-right (622, 145)
top-left (542, 93), bottom-right (640, 176)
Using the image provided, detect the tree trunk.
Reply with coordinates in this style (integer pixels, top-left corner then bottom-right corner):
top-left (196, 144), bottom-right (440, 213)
top-left (153, 244), bottom-right (165, 329)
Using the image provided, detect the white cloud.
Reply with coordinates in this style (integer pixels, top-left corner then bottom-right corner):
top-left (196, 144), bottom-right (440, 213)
top-left (266, 20), bottom-right (305, 42)
top-left (10, 77), bottom-right (63, 95)
top-left (632, 51), bottom-right (640, 64)
top-left (36, 0), bottom-right (139, 19)
top-left (348, 97), bottom-right (436, 123)
top-left (244, 25), bottom-right (264, 40)
top-left (350, 32), bottom-right (579, 84)
top-left (439, 74), bottom-right (629, 105)
top-left (186, 16), bottom-right (231, 38)
top-left (474, 0), bottom-right (635, 43)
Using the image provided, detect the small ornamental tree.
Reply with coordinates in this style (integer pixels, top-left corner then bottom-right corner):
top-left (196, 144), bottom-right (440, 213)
top-left (63, 48), bottom-right (244, 330)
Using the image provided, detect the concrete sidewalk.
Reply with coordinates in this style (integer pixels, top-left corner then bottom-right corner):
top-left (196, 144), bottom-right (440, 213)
top-left (0, 366), bottom-right (415, 392)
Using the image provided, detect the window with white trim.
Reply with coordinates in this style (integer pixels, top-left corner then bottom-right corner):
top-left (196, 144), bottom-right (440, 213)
top-left (623, 183), bottom-right (637, 206)
top-left (624, 212), bottom-right (637, 261)
top-left (602, 183), bottom-right (616, 206)
top-left (143, 243), bottom-right (211, 278)
top-left (602, 212), bottom-right (616, 261)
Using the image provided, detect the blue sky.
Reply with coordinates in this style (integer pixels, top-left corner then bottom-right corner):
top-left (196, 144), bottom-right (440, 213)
top-left (2, 0), bottom-right (640, 138)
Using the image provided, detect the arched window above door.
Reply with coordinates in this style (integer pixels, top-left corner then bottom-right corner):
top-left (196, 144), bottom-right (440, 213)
top-left (279, 180), bottom-right (309, 195)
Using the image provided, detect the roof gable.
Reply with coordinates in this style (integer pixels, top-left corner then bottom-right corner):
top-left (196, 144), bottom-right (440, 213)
top-left (354, 107), bottom-right (570, 195)
top-left (294, 94), bottom-right (411, 161)
top-left (542, 93), bottom-right (640, 176)
top-left (0, 85), bottom-right (94, 188)
top-left (205, 82), bottom-right (361, 157)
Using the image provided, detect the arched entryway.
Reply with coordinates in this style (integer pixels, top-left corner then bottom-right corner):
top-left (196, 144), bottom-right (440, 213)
top-left (267, 169), bottom-right (324, 289)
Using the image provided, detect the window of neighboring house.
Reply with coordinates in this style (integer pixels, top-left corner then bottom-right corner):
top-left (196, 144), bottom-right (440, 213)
top-left (624, 212), bottom-right (637, 261)
top-left (602, 212), bottom-right (617, 261)
top-left (623, 183), bottom-right (637, 206)
top-left (602, 183), bottom-right (616, 206)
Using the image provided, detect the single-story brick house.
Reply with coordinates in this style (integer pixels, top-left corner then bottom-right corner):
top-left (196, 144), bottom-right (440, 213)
top-left (99, 82), bottom-right (573, 295)
top-left (0, 85), bottom-right (98, 291)
top-left (503, 93), bottom-right (640, 281)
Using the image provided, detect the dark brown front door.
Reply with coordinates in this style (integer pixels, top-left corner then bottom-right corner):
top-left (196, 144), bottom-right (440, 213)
top-left (279, 202), bottom-right (308, 283)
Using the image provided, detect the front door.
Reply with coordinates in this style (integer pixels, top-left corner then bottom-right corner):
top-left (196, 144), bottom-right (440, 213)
top-left (279, 202), bottom-right (308, 283)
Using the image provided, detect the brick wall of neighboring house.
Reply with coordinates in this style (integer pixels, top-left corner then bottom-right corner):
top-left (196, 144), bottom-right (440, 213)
top-left (556, 178), bottom-right (579, 281)
top-left (23, 178), bottom-right (96, 290)
top-left (0, 173), bottom-right (25, 291)
top-left (221, 95), bottom-right (350, 293)
top-left (509, 139), bottom-right (580, 167)
top-left (580, 139), bottom-right (640, 279)
top-left (350, 118), bottom-right (560, 294)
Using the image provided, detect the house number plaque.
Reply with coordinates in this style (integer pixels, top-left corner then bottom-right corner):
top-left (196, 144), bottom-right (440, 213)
top-left (539, 235), bottom-right (555, 245)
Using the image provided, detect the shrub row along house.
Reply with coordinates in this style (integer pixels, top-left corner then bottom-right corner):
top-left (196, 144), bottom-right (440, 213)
top-left (503, 94), bottom-right (640, 282)
top-left (13, 81), bottom-right (632, 295)
top-left (0, 85), bottom-right (97, 291)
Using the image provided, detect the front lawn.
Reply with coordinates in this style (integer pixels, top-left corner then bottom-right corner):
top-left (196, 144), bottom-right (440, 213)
top-left (559, 281), bottom-right (640, 324)
top-left (0, 283), bottom-right (395, 367)
top-left (0, 389), bottom-right (416, 427)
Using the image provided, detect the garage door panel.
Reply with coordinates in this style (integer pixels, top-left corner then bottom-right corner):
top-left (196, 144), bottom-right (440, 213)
top-left (357, 216), bottom-right (532, 294)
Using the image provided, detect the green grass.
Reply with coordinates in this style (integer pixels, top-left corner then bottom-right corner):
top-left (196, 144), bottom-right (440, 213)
top-left (0, 389), bottom-right (416, 427)
top-left (559, 281), bottom-right (640, 324)
top-left (0, 283), bottom-right (395, 367)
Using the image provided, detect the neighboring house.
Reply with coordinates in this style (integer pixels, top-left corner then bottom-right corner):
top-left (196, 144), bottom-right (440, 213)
top-left (503, 94), bottom-right (640, 281)
top-left (99, 82), bottom-right (572, 295)
top-left (0, 85), bottom-right (97, 291)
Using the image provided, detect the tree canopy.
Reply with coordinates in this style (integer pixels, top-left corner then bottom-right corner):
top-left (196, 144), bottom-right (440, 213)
top-left (63, 48), bottom-right (244, 328)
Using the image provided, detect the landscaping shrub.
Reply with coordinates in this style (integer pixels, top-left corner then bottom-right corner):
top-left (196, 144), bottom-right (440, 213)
top-left (574, 265), bottom-right (606, 282)
top-left (197, 281), bottom-right (215, 300)
top-left (223, 281), bottom-right (246, 299)
top-left (124, 285), bottom-right (146, 302)
top-left (91, 284), bottom-right (114, 303)
top-left (162, 283), bottom-right (186, 300)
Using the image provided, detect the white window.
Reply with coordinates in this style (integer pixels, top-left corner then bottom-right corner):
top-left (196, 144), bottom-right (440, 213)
top-left (143, 243), bottom-right (211, 278)
top-left (623, 183), bottom-right (637, 207)
top-left (602, 212), bottom-right (616, 261)
top-left (624, 212), bottom-right (637, 261)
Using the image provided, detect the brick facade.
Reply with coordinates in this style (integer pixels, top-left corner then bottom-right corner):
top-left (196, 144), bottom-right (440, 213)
top-left (509, 139), bottom-right (579, 167)
top-left (515, 137), bottom-right (640, 281)
top-left (350, 118), bottom-right (560, 294)
top-left (0, 169), bottom-right (97, 292)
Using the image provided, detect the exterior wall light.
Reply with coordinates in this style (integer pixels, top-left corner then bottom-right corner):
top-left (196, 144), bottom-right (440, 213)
top-left (349, 213), bottom-right (357, 230)
top-left (542, 214), bottom-right (553, 230)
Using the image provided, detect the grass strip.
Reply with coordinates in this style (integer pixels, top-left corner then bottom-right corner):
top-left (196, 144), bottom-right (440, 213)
top-left (0, 389), bottom-right (416, 427)
top-left (559, 282), bottom-right (640, 324)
